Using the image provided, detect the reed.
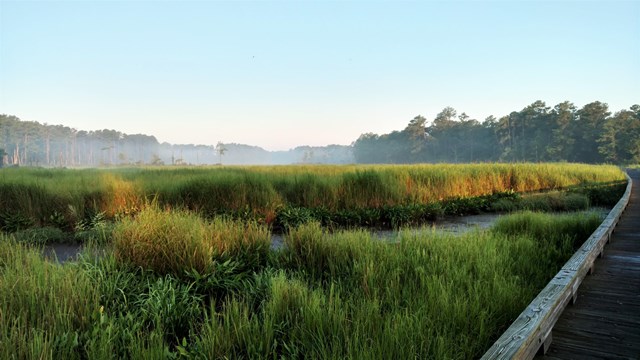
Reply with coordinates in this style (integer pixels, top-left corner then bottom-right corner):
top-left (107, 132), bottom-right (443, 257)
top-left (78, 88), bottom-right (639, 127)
top-left (0, 236), bottom-right (99, 359)
top-left (0, 163), bottom-right (625, 231)
top-left (113, 206), bottom-right (270, 276)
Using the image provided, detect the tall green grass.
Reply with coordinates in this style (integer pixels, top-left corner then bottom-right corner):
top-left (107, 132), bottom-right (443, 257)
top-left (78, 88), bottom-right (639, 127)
top-left (0, 209), bottom-right (605, 359)
top-left (138, 163), bottom-right (624, 211)
top-left (491, 211), bottom-right (603, 285)
top-left (113, 206), bottom-right (271, 276)
top-left (0, 163), bottom-right (626, 231)
top-left (0, 168), bottom-right (140, 231)
top-left (0, 237), bottom-right (99, 359)
top-left (193, 211), bottom-right (603, 359)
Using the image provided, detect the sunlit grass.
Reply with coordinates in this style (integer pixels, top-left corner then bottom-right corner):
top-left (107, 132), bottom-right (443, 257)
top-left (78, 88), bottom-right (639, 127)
top-left (113, 206), bottom-right (270, 276)
top-left (0, 163), bottom-right (626, 230)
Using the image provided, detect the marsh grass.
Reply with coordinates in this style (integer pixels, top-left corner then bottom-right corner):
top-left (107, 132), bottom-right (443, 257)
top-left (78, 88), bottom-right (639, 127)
top-left (113, 206), bottom-right (270, 276)
top-left (568, 181), bottom-right (628, 206)
top-left (491, 211), bottom-right (604, 285)
top-left (0, 168), bottom-right (141, 232)
top-left (192, 210), bottom-right (602, 359)
top-left (492, 210), bottom-right (603, 249)
top-left (0, 209), bottom-right (605, 359)
top-left (0, 163), bottom-right (622, 359)
top-left (0, 164), bottom-right (626, 231)
top-left (0, 236), bottom-right (99, 359)
top-left (519, 192), bottom-right (590, 212)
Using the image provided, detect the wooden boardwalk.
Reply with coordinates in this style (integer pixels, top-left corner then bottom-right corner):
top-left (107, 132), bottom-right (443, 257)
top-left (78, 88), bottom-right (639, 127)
top-left (539, 169), bottom-right (640, 360)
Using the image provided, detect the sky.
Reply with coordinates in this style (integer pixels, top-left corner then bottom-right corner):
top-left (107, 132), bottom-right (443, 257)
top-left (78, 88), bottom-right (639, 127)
top-left (1, 1), bottom-right (638, 151)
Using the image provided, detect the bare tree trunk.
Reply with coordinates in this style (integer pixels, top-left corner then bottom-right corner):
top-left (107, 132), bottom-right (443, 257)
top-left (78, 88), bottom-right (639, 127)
top-left (13, 143), bottom-right (19, 165)
top-left (110, 142), bottom-right (114, 165)
top-left (22, 133), bottom-right (28, 165)
top-left (46, 131), bottom-right (50, 166)
top-left (73, 135), bottom-right (77, 166)
top-left (64, 140), bottom-right (69, 166)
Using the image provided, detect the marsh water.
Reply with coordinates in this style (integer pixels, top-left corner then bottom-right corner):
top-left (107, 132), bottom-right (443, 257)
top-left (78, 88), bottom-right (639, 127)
top-left (45, 208), bottom-right (610, 262)
top-left (268, 212), bottom-right (505, 249)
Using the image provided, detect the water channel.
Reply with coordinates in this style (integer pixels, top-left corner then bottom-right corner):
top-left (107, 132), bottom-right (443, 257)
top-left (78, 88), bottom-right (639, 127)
top-left (44, 208), bottom-right (610, 262)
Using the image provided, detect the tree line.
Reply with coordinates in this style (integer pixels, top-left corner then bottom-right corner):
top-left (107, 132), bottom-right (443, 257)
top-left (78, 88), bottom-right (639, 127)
top-left (1, 114), bottom-right (165, 167)
top-left (0, 114), bottom-right (353, 167)
top-left (2, 100), bottom-right (638, 167)
top-left (353, 101), bottom-right (640, 164)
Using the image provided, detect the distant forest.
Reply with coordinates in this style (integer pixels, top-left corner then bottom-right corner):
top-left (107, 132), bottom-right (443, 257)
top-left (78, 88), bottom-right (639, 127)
top-left (1, 100), bottom-right (639, 167)
top-left (354, 101), bottom-right (640, 164)
top-left (0, 114), bottom-right (353, 166)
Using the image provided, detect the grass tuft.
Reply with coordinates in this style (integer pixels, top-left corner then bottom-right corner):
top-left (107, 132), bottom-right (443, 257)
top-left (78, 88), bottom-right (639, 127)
top-left (113, 206), bottom-right (270, 276)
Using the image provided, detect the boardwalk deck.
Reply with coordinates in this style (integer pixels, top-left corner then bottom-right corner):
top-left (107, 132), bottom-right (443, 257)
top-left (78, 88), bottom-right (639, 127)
top-left (539, 169), bottom-right (640, 360)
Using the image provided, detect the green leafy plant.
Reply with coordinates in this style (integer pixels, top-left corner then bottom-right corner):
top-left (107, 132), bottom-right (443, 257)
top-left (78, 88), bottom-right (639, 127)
top-left (48, 210), bottom-right (68, 229)
top-left (0, 212), bottom-right (34, 233)
top-left (75, 211), bottom-right (108, 231)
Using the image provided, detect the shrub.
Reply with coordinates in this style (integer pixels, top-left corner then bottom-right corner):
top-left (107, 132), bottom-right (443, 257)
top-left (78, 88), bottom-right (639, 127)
top-left (73, 224), bottom-right (113, 245)
top-left (0, 211), bottom-right (34, 233)
top-left (275, 207), bottom-right (315, 230)
top-left (490, 198), bottom-right (518, 212)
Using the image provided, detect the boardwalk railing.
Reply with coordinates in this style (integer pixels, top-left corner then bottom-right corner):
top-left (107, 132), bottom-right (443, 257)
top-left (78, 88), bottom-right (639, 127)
top-left (481, 174), bottom-right (633, 360)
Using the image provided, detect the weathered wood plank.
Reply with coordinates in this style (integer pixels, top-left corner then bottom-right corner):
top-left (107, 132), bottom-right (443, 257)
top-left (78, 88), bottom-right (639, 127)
top-left (544, 342), bottom-right (633, 360)
top-left (552, 312), bottom-right (640, 336)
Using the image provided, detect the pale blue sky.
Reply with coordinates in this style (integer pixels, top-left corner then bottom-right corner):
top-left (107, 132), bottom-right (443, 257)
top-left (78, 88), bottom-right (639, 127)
top-left (1, 1), bottom-right (638, 150)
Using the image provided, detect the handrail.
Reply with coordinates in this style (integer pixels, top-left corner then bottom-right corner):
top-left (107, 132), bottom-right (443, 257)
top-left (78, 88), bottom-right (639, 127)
top-left (481, 173), bottom-right (633, 359)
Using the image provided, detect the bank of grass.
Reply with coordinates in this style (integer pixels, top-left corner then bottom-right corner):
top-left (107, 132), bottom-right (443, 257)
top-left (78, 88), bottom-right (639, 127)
top-left (0, 168), bottom-right (140, 231)
top-left (138, 163), bottom-right (624, 213)
top-left (491, 191), bottom-right (592, 212)
top-left (0, 163), bottom-right (627, 232)
top-left (0, 209), bottom-right (605, 359)
top-left (490, 211), bottom-right (604, 285)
